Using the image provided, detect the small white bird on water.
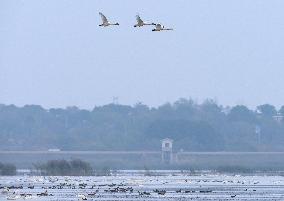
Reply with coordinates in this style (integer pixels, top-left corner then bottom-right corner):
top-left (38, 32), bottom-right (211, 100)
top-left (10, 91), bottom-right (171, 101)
top-left (152, 23), bottom-right (173, 31)
top-left (78, 194), bottom-right (87, 200)
top-left (134, 15), bottom-right (155, 27)
top-left (1, 187), bottom-right (9, 194)
top-left (6, 195), bottom-right (20, 200)
top-left (99, 12), bottom-right (119, 27)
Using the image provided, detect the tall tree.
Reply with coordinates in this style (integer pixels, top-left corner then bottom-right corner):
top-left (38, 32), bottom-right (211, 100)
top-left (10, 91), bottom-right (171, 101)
top-left (228, 105), bottom-right (256, 123)
top-left (257, 104), bottom-right (277, 117)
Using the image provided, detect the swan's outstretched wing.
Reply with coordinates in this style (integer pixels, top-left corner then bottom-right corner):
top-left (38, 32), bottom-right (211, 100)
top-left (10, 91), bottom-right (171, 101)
top-left (99, 12), bottom-right (108, 24)
top-left (136, 15), bottom-right (143, 24)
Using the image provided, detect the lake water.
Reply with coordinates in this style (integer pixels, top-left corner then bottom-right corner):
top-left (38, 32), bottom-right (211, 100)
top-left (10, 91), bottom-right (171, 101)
top-left (1, 174), bottom-right (284, 200)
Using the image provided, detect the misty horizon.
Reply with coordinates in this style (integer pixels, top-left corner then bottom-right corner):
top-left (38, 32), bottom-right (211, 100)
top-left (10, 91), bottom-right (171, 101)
top-left (0, 97), bottom-right (284, 111)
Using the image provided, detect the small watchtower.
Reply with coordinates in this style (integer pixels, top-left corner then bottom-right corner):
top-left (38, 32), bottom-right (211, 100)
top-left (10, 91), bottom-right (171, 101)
top-left (161, 138), bottom-right (173, 164)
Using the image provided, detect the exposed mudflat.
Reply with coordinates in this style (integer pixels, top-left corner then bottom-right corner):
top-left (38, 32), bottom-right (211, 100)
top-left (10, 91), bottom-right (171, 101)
top-left (1, 174), bottom-right (284, 200)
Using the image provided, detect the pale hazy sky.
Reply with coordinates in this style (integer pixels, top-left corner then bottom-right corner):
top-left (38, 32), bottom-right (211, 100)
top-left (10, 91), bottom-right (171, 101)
top-left (1, 0), bottom-right (284, 109)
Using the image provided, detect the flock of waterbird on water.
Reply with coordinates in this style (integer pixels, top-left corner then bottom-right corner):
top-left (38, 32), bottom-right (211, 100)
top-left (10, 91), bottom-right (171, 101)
top-left (99, 12), bottom-right (173, 31)
top-left (0, 176), bottom-right (260, 200)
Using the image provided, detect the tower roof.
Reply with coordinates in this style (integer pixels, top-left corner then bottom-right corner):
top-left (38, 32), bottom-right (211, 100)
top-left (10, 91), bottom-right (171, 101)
top-left (161, 138), bottom-right (173, 142)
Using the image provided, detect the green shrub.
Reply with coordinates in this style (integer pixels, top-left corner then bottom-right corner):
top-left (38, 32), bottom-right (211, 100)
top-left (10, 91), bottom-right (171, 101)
top-left (0, 163), bottom-right (17, 175)
top-left (34, 159), bottom-right (93, 176)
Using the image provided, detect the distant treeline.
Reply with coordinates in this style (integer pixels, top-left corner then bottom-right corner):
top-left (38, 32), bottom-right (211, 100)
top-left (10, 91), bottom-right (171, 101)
top-left (0, 99), bottom-right (284, 151)
top-left (0, 163), bottom-right (16, 175)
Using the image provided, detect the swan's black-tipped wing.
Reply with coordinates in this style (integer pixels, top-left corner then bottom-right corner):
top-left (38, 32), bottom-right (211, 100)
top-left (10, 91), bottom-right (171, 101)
top-left (99, 12), bottom-right (108, 24)
top-left (136, 15), bottom-right (144, 24)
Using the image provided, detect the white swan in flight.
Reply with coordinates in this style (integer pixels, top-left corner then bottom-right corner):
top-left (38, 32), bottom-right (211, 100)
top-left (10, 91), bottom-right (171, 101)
top-left (152, 23), bottom-right (173, 31)
top-left (99, 12), bottom-right (119, 27)
top-left (134, 15), bottom-right (155, 27)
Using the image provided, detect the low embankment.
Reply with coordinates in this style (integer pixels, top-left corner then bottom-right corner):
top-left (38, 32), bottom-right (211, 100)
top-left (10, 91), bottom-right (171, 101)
top-left (1, 151), bottom-right (284, 171)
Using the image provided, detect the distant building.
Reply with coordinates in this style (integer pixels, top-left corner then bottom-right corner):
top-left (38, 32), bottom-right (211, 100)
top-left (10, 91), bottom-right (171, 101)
top-left (161, 138), bottom-right (173, 164)
top-left (273, 113), bottom-right (283, 123)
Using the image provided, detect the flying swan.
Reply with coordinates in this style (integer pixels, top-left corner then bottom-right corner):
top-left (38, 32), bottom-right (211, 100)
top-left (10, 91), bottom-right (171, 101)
top-left (99, 12), bottom-right (119, 27)
top-left (152, 23), bottom-right (173, 31)
top-left (134, 15), bottom-right (155, 27)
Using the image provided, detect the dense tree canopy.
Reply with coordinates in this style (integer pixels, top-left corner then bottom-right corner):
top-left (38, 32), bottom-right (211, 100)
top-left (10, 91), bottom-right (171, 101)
top-left (228, 105), bottom-right (256, 123)
top-left (257, 104), bottom-right (277, 117)
top-left (0, 99), bottom-right (283, 151)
